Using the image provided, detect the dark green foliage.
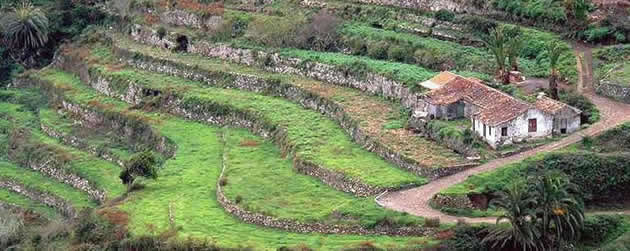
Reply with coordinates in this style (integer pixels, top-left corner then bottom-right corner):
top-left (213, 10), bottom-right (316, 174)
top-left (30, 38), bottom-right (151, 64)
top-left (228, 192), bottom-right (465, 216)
top-left (537, 152), bottom-right (630, 204)
top-left (434, 9), bottom-right (455, 22)
top-left (73, 209), bottom-right (123, 246)
top-left (120, 151), bottom-right (158, 191)
top-left (580, 215), bottom-right (624, 247)
top-left (367, 40), bottom-right (389, 60)
top-left (559, 90), bottom-right (600, 124)
top-left (157, 27), bottom-right (166, 40)
top-left (492, 0), bottom-right (568, 24)
top-left (423, 217), bottom-right (440, 228)
top-left (445, 224), bottom-right (490, 251)
top-left (592, 123), bottom-right (630, 152)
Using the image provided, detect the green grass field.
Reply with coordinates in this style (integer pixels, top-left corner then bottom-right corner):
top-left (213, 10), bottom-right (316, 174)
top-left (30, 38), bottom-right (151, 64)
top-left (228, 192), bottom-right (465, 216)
top-left (0, 188), bottom-right (59, 219)
top-left (77, 48), bottom-right (427, 189)
top-left (28, 68), bottom-right (439, 250)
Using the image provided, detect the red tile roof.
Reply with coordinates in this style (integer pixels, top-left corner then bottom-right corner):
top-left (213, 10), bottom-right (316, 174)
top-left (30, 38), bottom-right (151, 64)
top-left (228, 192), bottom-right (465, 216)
top-left (535, 96), bottom-right (582, 115)
top-left (426, 73), bottom-right (532, 126)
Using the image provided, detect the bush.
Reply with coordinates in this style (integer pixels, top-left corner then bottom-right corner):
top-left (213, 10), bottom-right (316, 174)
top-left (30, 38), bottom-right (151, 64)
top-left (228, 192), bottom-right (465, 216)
top-left (157, 27), bottom-right (167, 40)
top-left (444, 224), bottom-right (490, 251)
top-left (367, 41), bottom-right (389, 60)
top-left (296, 10), bottom-right (342, 51)
top-left (424, 217), bottom-right (440, 228)
top-left (0, 208), bottom-right (24, 249)
top-left (580, 215), bottom-right (624, 247)
top-left (435, 9), bottom-right (455, 22)
top-left (386, 45), bottom-right (410, 62)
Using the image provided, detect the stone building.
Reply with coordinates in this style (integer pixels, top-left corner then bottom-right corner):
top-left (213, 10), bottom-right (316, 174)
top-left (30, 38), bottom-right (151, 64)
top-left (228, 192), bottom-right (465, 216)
top-left (423, 72), bottom-right (581, 149)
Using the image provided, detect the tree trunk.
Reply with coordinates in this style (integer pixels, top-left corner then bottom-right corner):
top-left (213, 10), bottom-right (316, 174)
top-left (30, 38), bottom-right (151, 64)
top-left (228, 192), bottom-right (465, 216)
top-left (549, 72), bottom-right (559, 100)
top-left (502, 69), bottom-right (511, 85)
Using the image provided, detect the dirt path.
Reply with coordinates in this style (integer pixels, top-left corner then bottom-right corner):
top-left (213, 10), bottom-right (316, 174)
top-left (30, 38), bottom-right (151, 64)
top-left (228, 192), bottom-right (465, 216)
top-left (376, 45), bottom-right (630, 224)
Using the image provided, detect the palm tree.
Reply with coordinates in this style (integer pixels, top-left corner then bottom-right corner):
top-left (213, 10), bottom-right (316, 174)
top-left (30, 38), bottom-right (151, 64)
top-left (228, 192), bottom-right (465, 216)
top-left (0, 1), bottom-right (49, 50)
top-left (482, 182), bottom-right (543, 251)
top-left (483, 26), bottom-right (510, 84)
top-left (530, 171), bottom-right (584, 248)
top-left (547, 41), bottom-right (563, 100)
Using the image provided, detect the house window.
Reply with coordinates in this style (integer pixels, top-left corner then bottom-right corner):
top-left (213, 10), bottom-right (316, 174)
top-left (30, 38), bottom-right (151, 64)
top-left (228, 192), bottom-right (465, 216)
top-left (489, 126), bottom-right (492, 136)
top-left (483, 124), bottom-right (486, 137)
top-left (472, 118), bottom-right (475, 130)
top-left (528, 119), bottom-right (537, 132)
top-left (501, 127), bottom-right (508, 136)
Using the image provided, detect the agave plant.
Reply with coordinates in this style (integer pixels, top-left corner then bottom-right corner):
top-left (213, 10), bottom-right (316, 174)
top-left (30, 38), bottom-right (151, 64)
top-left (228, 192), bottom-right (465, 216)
top-left (0, 0), bottom-right (50, 50)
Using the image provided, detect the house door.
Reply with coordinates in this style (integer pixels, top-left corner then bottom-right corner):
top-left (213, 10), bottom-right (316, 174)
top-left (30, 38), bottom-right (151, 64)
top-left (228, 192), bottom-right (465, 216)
top-left (560, 119), bottom-right (567, 134)
top-left (528, 119), bottom-right (537, 132)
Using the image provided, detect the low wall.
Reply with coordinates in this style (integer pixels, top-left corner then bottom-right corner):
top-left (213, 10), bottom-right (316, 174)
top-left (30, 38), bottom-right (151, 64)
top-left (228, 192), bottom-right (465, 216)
top-left (6, 123), bottom-right (107, 203)
top-left (0, 178), bottom-right (76, 218)
top-left (111, 45), bottom-right (473, 180)
top-left (129, 25), bottom-right (429, 113)
top-left (41, 122), bottom-right (126, 168)
top-left (216, 131), bottom-right (436, 236)
top-left (50, 56), bottom-right (386, 196)
top-left (596, 81), bottom-right (630, 103)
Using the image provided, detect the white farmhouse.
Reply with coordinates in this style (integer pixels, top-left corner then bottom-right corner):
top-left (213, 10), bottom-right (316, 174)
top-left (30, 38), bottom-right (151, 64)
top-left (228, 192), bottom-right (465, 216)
top-left (422, 72), bottom-right (582, 149)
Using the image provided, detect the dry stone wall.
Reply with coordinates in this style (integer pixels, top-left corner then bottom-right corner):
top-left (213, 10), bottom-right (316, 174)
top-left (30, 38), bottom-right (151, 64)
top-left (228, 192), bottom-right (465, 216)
top-left (216, 132), bottom-right (436, 236)
top-left (51, 55), bottom-right (386, 196)
top-left (129, 25), bottom-right (429, 113)
top-left (596, 81), bottom-right (630, 103)
top-left (0, 178), bottom-right (76, 218)
top-left (111, 45), bottom-right (471, 180)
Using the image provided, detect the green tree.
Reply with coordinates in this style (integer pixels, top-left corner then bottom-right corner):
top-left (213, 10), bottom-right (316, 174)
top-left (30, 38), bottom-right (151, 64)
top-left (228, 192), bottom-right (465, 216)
top-left (0, 1), bottom-right (49, 50)
top-left (483, 26), bottom-right (510, 84)
top-left (505, 26), bottom-right (523, 72)
top-left (120, 151), bottom-right (158, 192)
top-left (531, 171), bottom-right (584, 248)
top-left (547, 41), bottom-right (563, 100)
top-left (482, 182), bottom-right (542, 250)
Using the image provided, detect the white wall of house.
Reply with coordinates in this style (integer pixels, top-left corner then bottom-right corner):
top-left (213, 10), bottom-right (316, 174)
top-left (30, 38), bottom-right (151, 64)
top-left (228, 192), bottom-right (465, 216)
top-left (472, 109), bottom-right (553, 149)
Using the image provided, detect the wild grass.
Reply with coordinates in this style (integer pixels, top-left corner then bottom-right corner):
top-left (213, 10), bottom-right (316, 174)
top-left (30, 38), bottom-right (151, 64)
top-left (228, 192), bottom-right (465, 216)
top-left (0, 189), bottom-right (59, 219)
top-left (112, 37), bottom-right (465, 167)
top-left (78, 53), bottom-right (426, 188)
top-left (30, 70), bottom-right (438, 249)
top-left (222, 128), bottom-right (424, 228)
top-left (0, 161), bottom-right (96, 209)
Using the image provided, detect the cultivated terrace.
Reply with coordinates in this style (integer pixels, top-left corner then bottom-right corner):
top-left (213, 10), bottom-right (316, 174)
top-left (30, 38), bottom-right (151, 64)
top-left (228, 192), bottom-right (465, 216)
top-left (0, 0), bottom-right (629, 250)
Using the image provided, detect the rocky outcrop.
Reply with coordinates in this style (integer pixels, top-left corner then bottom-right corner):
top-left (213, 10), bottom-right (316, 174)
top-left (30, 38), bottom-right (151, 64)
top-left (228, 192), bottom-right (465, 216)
top-left (350, 0), bottom-right (489, 13)
top-left (0, 178), bottom-right (76, 218)
top-left (596, 80), bottom-right (630, 103)
top-left (159, 9), bottom-right (224, 30)
top-left (216, 132), bottom-right (435, 236)
top-left (111, 45), bottom-right (475, 180)
top-left (431, 193), bottom-right (474, 210)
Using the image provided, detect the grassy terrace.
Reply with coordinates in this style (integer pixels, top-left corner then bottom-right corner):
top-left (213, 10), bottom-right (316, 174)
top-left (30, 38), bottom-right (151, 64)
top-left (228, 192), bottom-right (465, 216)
top-left (113, 37), bottom-right (465, 168)
top-left (222, 128), bottom-right (424, 227)
top-left (30, 68), bottom-right (438, 249)
top-left (0, 188), bottom-right (59, 219)
top-left (39, 108), bottom-right (135, 161)
top-left (0, 161), bottom-right (96, 210)
top-left (80, 48), bottom-right (426, 189)
top-left (0, 90), bottom-right (125, 200)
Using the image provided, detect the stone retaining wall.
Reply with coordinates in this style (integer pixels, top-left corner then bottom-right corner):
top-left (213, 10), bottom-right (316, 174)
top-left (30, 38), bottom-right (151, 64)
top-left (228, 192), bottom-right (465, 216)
top-left (5, 87), bottom-right (107, 203)
top-left (430, 193), bottom-right (474, 210)
top-left (129, 25), bottom-right (429, 113)
top-left (40, 122), bottom-right (126, 168)
top-left (0, 178), bottom-right (76, 218)
top-left (216, 131), bottom-right (435, 236)
top-left (49, 56), bottom-right (386, 196)
top-left (596, 81), bottom-right (630, 103)
top-left (111, 45), bottom-right (473, 180)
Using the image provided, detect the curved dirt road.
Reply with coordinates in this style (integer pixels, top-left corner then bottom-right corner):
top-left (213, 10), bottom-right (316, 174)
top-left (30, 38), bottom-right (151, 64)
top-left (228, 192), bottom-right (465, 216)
top-left (377, 45), bottom-right (630, 224)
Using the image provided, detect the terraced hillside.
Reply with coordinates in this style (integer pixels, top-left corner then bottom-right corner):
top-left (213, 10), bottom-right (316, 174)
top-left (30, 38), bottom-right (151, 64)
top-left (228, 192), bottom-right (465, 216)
top-left (5, 0), bottom-right (630, 249)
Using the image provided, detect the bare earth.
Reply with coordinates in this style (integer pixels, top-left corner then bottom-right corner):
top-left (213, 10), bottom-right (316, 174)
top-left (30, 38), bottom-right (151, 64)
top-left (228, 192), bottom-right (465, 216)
top-left (376, 44), bottom-right (630, 224)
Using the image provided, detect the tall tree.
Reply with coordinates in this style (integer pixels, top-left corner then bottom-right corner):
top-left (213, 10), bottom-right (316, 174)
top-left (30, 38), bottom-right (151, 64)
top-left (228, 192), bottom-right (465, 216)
top-left (482, 183), bottom-right (542, 250)
top-left (0, 1), bottom-right (49, 50)
top-left (505, 26), bottom-right (523, 71)
top-left (547, 41), bottom-right (563, 100)
top-left (483, 26), bottom-right (510, 84)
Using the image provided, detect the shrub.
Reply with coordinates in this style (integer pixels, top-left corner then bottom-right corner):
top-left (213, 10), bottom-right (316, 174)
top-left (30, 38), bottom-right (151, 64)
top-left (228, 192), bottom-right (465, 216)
top-left (157, 27), bottom-right (167, 40)
top-left (367, 41), bottom-right (389, 60)
top-left (296, 10), bottom-right (342, 51)
top-left (0, 208), bottom-right (24, 249)
top-left (219, 177), bottom-right (228, 186)
top-left (581, 136), bottom-right (593, 149)
top-left (580, 215), bottom-right (624, 247)
top-left (435, 9), bottom-right (455, 22)
top-left (386, 45), bottom-right (410, 62)
top-left (245, 15), bottom-right (305, 48)
top-left (424, 217), bottom-right (440, 228)
top-left (444, 224), bottom-right (490, 251)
